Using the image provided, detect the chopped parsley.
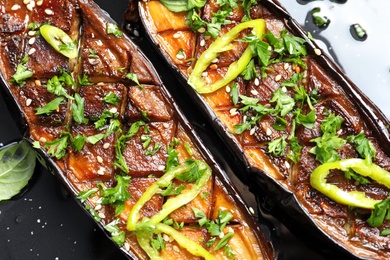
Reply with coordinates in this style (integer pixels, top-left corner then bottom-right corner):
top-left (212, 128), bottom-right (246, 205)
top-left (71, 93), bottom-right (88, 124)
top-left (105, 219), bottom-right (126, 246)
top-left (9, 55), bottom-right (33, 86)
top-left (99, 175), bottom-right (131, 216)
top-left (35, 96), bottom-right (65, 115)
top-left (106, 23), bottom-right (123, 38)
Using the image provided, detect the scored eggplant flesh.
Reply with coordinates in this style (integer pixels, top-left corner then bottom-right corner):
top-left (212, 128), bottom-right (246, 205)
top-left (0, 0), bottom-right (274, 259)
top-left (131, 0), bottom-right (390, 258)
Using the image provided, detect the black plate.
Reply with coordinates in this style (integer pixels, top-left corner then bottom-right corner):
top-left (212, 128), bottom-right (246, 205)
top-left (0, 0), bottom-right (388, 259)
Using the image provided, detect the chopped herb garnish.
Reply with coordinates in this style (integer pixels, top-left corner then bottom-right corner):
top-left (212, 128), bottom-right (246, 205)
top-left (268, 136), bottom-right (288, 157)
top-left (367, 196), bottom-right (390, 228)
top-left (214, 231), bottom-right (234, 250)
top-left (105, 219), bottom-right (126, 246)
top-left (230, 82), bottom-right (239, 105)
top-left (78, 74), bottom-right (93, 86)
top-left (176, 159), bottom-right (206, 184)
top-left (71, 93), bottom-right (88, 124)
top-left (125, 73), bottom-right (142, 87)
top-left (151, 233), bottom-right (166, 252)
top-left (35, 96), bottom-right (65, 115)
top-left (44, 134), bottom-right (70, 159)
top-left (141, 135), bottom-right (151, 149)
top-left (27, 22), bottom-right (40, 30)
top-left (100, 175), bottom-right (131, 216)
top-left (158, 183), bottom-right (186, 196)
top-left (9, 55), bottom-right (33, 86)
top-left (166, 138), bottom-right (180, 171)
top-left (103, 92), bottom-right (121, 106)
top-left (347, 132), bottom-right (376, 164)
top-left (59, 40), bottom-right (77, 51)
top-left (71, 134), bottom-right (87, 152)
top-left (76, 187), bottom-right (99, 202)
top-left (145, 143), bottom-right (162, 156)
top-left (106, 23), bottom-right (123, 38)
top-left (88, 49), bottom-right (98, 59)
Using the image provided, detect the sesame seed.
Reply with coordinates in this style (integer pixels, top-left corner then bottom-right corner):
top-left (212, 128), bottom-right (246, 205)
top-left (254, 78), bottom-right (260, 86)
top-left (284, 63), bottom-right (289, 70)
top-left (250, 89), bottom-right (258, 96)
top-left (173, 245), bottom-right (180, 252)
top-left (23, 0), bottom-right (31, 4)
top-left (97, 82), bottom-right (105, 86)
top-left (163, 122), bottom-right (170, 129)
top-left (157, 165), bottom-right (165, 171)
top-left (98, 212), bottom-right (105, 219)
top-left (209, 64), bottom-right (218, 70)
top-left (11, 4), bottom-right (21, 10)
top-left (285, 161), bottom-right (291, 169)
top-left (176, 53), bottom-right (184, 59)
top-left (103, 142), bottom-right (110, 149)
top-left (124, 242), bottom-right (130, 251)
top-left (97, 156), bottom-right (103, 163)
top-left (109, 107), bottom-right (117, 114)
top-left (44, 8), bottom-right (54, 15)
top-left (26, 98), bottom-right (32, 106)
top-left (225, 85), bottom-right (231, 93)
top-left (36, 0), bottom-right (43, 6)
top-left (197, 27), bottom-right (206, 33)
top-left (94, 204), bottom-right (102, 211)
top-left (314, 48), bottom-right (322, 56)
top-left (201, 71), bottom-right (208, 77)
top-left (266, 128), bottom-right (272, 136)
top-left (26, 2), bottom-right (34, 11)
top-left (211, 58), bottom-right (218, 63)
top-left (249, 207), bottom-right (255, 215)
top-left (229, 108), bottom-right (238, 116)
top-left (28, 30), bottom-right (36, 36)
top-left (39, 137), bottom-right (47, 142)
top-left (28, 48), bottom-right (36, 55)
top-left (163, 234), bottom-right (170, 242)
top-left (133, 29), bottom-right (139, 37)
top-left (243, 115), bottom-right (247, 122)
top-left (28, 37), bottom-right (36, 45)
top-left (173, 32), bottom-right (180, 39)
top-left (281, 86), bottom-right (287, 92)
top-left (275, 74), bottom-right (282, 82)
top-left (97, 167), bottom-right (105, 175)
top-left (249, 127), bottom-right (256, 136)
top-left (200, 39), bottom-right (206, 47)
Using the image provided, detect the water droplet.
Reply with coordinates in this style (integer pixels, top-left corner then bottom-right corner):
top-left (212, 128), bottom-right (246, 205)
top-left (15, 214), bottom-right (24, 224)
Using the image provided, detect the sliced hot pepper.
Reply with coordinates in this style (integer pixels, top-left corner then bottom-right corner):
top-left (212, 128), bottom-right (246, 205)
top-left (188, 19), bottom-right (266, 94)
top-left (310, 158), bottom-right (390, 209)
top-left (40, 24), bottom-right (78, 59)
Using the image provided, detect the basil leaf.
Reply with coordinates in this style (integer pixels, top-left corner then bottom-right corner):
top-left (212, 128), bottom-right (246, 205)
top-left (0, 141), bottom-right (36, 201)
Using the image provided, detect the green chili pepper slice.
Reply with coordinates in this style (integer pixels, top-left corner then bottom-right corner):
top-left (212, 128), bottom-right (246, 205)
top-left (127, 160), bottom-right (212, 231)
top-left (40, 24), bottom-right (78, 59)
top-left (188, 19), bottom-right (266, 94)
top-left (310, 158), bottom-right (390, 209)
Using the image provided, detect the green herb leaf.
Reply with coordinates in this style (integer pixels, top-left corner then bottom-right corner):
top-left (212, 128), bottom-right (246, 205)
top-left (125, 73), bottom-right (141, 87)
top-left (347, 132), bottom-right (376, 164)
top-left (106, 23), bottom-right (123, 38)
top-left (368, 196), bottom-right (390, 227)
top-left (76, 187), bottom-right (99, 202)
top-left (44, 134), bottom-right (69, 159)
top-left (105, 219), bottom-right (126, 246)
top-left (103, 92), bottom-right (121, 106)
top-left (176, 159), bottom-right (206, 184)
top-left (145, 143), bottom-right (162, 156)
top-left (71, 93), bottom-right (88, 124)
top-left (214, 231), bottom-right (234, 250)
top-left (100, 175), bottom-right (131, 216)
top-left (230, 82), bottom-right (239, 105)
top-left (35, 96), bottom-right (65, 115)
top-left (268, 136), bottom-right (288, 156)
top-left (0, 141), bottom-right (36, 201)
top-left (158, 183), bottom-right (186, 196)
top-left (166, 138), bottom-right (180, 171)
top-left (9, 56), bottom-right (33, 86)
top-left (270, 88), bottom-right (295, 117)
top-left (78, 74), bottom-right (93, 86)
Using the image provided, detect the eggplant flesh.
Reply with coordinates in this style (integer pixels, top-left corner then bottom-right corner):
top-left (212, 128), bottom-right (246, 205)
top-left (0, 0), bottom-right (274, 259)
top-left (131, 0), bottom-right (390, 259)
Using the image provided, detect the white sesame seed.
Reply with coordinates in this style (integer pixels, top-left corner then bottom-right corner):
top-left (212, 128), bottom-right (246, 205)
top-left (162, 122), bottom-right (170, 129)
top-left (250, 89), bottom-right (258, 96)
top-left (225, 85), bottom-right (231, 93)
top-left (28, 37), bottom-right (36, 45)
top-left (314, 48), bottom-right (322, 56)
top-left (173, 245), bottom-right (180, 252)
top-left (254, 78), bottom-right (260, 86)
top-left (243, 115), bottom-right (247, 122)
top-left (284, 63), bottom-right (289, 70)
top-left (249, 127), bottom-right (256, 136)
top-left (211, 58), bottom-right (218, 63)
top-left (176, 53), bottom-right (184, 59)
top-left (30, 1), bottom-right (35, 7)
top-left (35, 80), bottom-right (41, 86)
top-left (28, 48), bottom-right (36, 55)
top-left (36, 0), bottom-right (43, 6)
top-left (94, 204), bottom-right (102, 211)
top-left (285, 161), bottom-right (291, 169)
top-left (103, 142), bottom-right (110, 149)
top-left (173, 32), bottom-right (180, 39)
top-left (249, 207), bottom-right (255, 215)
top-left (109, 107), bottom-right (117, 114)
top-left (44, 8), bottom-right (54, 15)
top-left (275, 74), bottom-right (282, 82)
top-left (157, 165), bottom-right (165, 171)
top-left (98, 212), bottom-right (105, 219)
top-left (26, 3), bottom-right (34, 11)
top-left (11, 4), bottom-right (21, 10)
top-left (163, 234), bottom-right (170, 242)
top-left (26, 98), bottom-right (32, 106)
top-left (201, 71), bottom-right (208, 77)
top-left (97, 82), bottom-right (104, 86)
top-left (229, 108), bottom-right (238, 116)
top-left (281, 86), bottom-right (287, 93)
top-left (197, 27), bottom-right (206, 33)
top-left (23, 0), bottom-right (31, 4)
top-left (200, 39), bottom-right (206, 47)
top-left (266, 128), bottom-right (272, 136)
top-left (133, 29), bottom-right (139, 37)
top-left (39, 137), bottom-right (47, 143)
top-left (97, 156), bottom-right (103, 163)
top-left (28, 30), bottom-right (36, 36)
top-left (124, 242), bottom-right (130, 251)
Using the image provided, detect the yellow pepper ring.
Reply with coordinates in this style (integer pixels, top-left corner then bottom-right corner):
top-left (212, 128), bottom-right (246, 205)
top-left (310, 158), bottom-right (390, 209)
top-left (188, 19), bottom-right (266, 94)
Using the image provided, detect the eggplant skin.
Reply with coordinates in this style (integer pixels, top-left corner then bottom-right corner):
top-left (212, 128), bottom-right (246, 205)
top-left (132, 0), bottom-right (390, 259)
top-left (0, 0), bottom-right (274, 259)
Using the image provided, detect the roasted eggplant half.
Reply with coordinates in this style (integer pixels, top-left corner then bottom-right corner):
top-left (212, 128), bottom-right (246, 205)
top-left (128, 0), bottom-right (390, 258)
top-left (0, 0), bottom-right (275, 259)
